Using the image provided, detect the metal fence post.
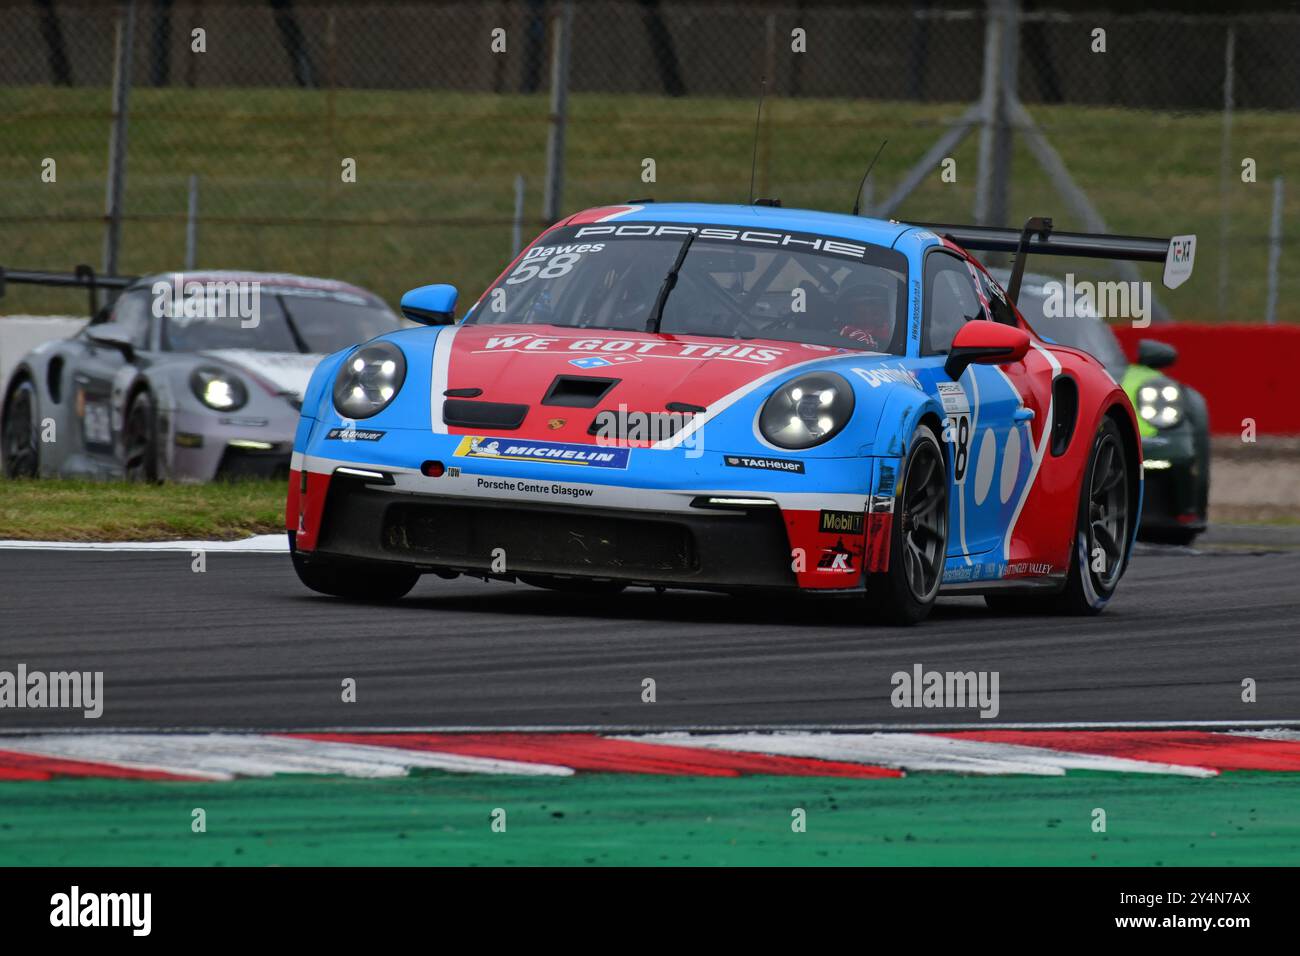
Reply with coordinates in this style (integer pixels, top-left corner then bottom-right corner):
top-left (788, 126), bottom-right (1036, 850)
top-left (992, 0), bottom-right (1019, 227)
top-left (1265, 176), bottom-right (1283, 325)
top-left (1217, 25), bottom-right (1235, 319)
top-left (542, 2), bottom-right (573, 224)
top-left (184, 174), bottom-right (199, 271)
top-left (512, 174), bottom-right (526, 257)
top-left (973, 0), bottom-right (1007, 228)
top-left (984, 0), bottom-right (1018, 234)
top-left (102, 0), bottom-right (137, 286)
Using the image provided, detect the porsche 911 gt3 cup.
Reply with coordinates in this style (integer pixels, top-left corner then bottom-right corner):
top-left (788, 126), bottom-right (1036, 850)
top-left (286, 203), bottom-right (1196, 623)
top-left (2, 269), bottom-right (406, 481)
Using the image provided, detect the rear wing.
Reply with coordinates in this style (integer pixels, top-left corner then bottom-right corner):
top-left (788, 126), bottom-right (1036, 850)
top-left (904, 217), bottom-right (1196, 305)
top-left (0, 265), bottom-right (138, 318)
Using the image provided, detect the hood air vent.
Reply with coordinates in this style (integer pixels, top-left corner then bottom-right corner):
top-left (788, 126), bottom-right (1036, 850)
top-left (442, 399), bottom-right (529, 429)
top-left (541, 375), bottom-right (619, 408)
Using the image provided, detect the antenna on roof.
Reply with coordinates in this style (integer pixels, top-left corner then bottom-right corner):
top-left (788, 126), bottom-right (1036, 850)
top-left (747, 77), bottom-right (767, 205)
top-left (851, 139), bottom-right (888, 217)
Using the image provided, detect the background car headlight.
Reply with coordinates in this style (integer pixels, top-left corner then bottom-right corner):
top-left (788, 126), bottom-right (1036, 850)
top-left (759, 371), bottom-right (855, 449)
top-left (1137, 377), bottom-right (1184, 429)
top-left (332, 341), bottom-right (407, 419)
top-left (190, 367), bottom-right (248, 411)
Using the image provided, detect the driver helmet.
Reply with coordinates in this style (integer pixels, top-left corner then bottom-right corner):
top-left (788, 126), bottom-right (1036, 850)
top-left (835, 278), bottom-right (894, 349)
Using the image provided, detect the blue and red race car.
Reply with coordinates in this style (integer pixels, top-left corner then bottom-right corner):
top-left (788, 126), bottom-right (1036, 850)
top-left (286, 203), bottom-right (1195, 624)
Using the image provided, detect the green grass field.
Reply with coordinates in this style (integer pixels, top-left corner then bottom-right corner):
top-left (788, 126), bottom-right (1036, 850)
top-left (2, 87), bottom-right (1297, 321)
top-left (3, 769), bottom-right (1297, 866)
top-left (0, 477), bottom-right (283, 541)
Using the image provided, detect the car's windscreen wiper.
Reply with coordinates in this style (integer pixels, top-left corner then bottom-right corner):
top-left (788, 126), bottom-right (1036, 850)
top-left (277, 294), bottom-right (311, 353)
top-left (645, 233), bottom-right (697, 334)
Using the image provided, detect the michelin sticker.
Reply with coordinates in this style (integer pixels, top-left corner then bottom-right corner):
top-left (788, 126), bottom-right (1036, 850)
top-left (455, 436), bottom-right (631, 469)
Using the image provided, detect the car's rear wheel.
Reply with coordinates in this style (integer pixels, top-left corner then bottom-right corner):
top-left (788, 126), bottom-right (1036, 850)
top-left (289, 532), bottom-right (420, 601)
top-left (986, 415), bottom-right (1130, 616)
top-left (2, 378), bottom-right (40, 478)
top-left (123, 390), bottom-right (161, 482)
top-left (864, 423), bottom-right (947, 626)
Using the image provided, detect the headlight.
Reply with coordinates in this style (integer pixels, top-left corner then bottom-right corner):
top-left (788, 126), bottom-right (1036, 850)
top-left (1137, 377), bottom-right (1184, 429)
top-left (332, 341), bottom-right (406, 419)
top-left (190, 367), bottom-right (248, 411)
top-left (759, 371), bottom-right (855, 449)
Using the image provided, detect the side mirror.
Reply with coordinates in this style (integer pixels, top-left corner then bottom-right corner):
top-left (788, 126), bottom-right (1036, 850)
top-left (1136, 338), bottom-right (1177, 370)
top-left (85, 324), bottom-right (136, 362)
top-left (400, 284), bottom-right (459, 326)
top-left (944, 322), bottom-right (1030, 380)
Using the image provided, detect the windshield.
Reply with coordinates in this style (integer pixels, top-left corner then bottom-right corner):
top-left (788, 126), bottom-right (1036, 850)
top-left (470, 223), bottom-right (909, 353)
top-left (161, 287), bottom-right (403, 354)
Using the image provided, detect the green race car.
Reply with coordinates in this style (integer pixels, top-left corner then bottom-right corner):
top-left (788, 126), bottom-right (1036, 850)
top-left (993, 270), bottom-right (1210, 545)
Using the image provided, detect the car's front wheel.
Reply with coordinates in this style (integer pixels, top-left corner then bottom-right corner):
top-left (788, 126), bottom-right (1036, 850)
top-left (289, 531), bottom-right (420, 601)
top-left (864, 423), bottom-right (948, 626)
top-left (2, 378), bottom-right (40, 478)
top-left (123, 390), bottom-right (161, 482)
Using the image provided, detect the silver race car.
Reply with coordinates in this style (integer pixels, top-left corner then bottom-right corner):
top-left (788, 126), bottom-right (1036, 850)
top-left (2, 269), bottom-right (406, 481)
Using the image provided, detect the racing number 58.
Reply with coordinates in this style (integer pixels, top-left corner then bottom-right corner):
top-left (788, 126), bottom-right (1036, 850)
top-left (505, 253), bottom-right (581, 284)
top-left (945, 414), bottom-right (971, 481)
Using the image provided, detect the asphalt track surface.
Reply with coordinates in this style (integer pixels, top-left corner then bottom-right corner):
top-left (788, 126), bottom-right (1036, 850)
top-left (1, 540), bottom-right (1298, 731)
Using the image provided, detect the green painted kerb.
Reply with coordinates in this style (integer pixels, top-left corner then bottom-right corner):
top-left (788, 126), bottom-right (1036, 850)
top-left (2, 771), bottom-right (1298, 866)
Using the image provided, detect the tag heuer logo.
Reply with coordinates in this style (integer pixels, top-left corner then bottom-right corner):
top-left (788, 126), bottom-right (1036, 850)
top-left (547, 418), bottom-right (566, 430)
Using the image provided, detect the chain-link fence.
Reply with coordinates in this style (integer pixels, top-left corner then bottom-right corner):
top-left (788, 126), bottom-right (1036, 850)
top-left (1, 0), bottom-right (1296, 322)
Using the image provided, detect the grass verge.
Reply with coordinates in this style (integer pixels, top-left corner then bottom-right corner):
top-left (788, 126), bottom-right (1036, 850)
top-left (2, 87), bottom-right (1297, 322)
top-left (0, 477), bottom-right (284, 541)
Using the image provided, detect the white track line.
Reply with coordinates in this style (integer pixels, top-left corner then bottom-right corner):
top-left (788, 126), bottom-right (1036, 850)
top-left (2, 723), bottom-right (1300, 738)
top-left (7, 723), bottom-right (1289, 738)
top-left (625, 731), bottom-right (1215, 777)
top-left (0, 733), bottom-right (572, 779)
top-left (0, 535), bottom-right (287, 552)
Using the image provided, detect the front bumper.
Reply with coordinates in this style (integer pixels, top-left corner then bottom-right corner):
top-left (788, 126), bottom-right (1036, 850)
top-left (288, 424), bottom-right (890, 592)
top-left (306, 479), bottom-right (798, 591)
top-left (1139, 428), bottom-right (1206, 532)
top-left (165, 407), bottom-right (295, 481)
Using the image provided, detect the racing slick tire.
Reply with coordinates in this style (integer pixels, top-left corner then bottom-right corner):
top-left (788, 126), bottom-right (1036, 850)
top-left (518, 575), bottom-right (628, 595)
top-left (1, 378), bottom-right (40, 478)
top-left (864, 423), bottom-right (947, 626)
top-left (985, 415), bottom-right (1131, 616)
top-left (123, 389), bottom-right (162, 483)
top-left (289, 531), bottom-right (420, 601)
